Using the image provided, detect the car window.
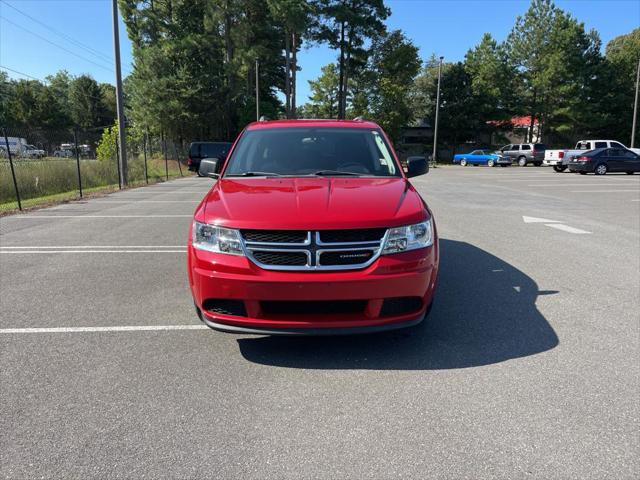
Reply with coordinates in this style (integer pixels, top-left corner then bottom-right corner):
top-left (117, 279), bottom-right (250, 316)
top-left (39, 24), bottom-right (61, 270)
top-left (610, 142), bottom-right (625, 149)
top-left (621, 150), bottom-right (638, 159)
top-left (470, 150), bottom-right (481, 155)
top-left (594, 141), bottom-right (607, 149)
top-left (576, 141), bottom-right (591, 150)
top-left (224, 127), bottom-right (400, 177)
top-left (521, 144), bottom-right (531, 150)
top-left (201, 143), bottom-right (230, 159)
top-left (534, 144), bottom-right (547, 150)
top-left (501, 145), bottom-right (512, 151)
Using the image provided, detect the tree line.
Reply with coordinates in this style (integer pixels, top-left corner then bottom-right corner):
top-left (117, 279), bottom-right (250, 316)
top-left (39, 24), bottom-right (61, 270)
top-left (1, 0), bottom-right (638, 150)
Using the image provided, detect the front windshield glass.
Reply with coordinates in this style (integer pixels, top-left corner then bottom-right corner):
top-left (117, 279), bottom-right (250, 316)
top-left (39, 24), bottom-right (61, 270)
top-left (223, 127), bottom-right (400, 177)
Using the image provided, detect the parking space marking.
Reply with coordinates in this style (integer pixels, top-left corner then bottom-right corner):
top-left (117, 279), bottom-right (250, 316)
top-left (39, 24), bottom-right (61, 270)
top-left (0, 245), bottom-right (186, 249)
top-left (569, 190), bottom-right (640, 193)
top-left (523, 216), bottom-right (561, 223)
top-left (544, 223), bottom-right (591, 234)
top-left (2, 215), bottom-right (193, 219)
top-left (0, 325), bottom-right (209, 334)
top-left (527, 183), bottom-right (639, 187)
top-left (96, 200), bottom-right (200, 203)
top-left (0, 250), bottom-right (186, 254)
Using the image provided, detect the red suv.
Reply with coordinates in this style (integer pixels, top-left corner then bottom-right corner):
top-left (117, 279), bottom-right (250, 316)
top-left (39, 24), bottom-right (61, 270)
top-left (188, 119), bottom-right (439, 334)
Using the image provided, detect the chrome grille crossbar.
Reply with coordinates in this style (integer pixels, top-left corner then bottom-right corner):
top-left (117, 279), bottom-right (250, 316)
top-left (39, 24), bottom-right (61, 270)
top-left (241, 229), bottom-right (389, 271)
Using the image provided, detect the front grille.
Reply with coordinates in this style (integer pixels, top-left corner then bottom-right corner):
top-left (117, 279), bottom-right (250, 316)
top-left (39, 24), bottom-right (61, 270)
top-left (261, 300), bottom-right (367, 316)
top-left (202, 299), bottom-right (247, 317)
top-left (241, 228), bottom-right (388, 271)
top-left (379, 297), bottom-right (422, 317)
top-left (319, 228), bottom-right (386, 243)
top-left (242, 229), bottom-right (307, 244)
top-left (319, 250), bottom-right (375, 266)
top-left (253, 250), bottom-right (308, 266)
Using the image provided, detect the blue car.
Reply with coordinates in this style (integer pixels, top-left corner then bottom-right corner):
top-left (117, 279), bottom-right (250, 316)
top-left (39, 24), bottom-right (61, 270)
top-left (453, 150), bottom-right (511, 167)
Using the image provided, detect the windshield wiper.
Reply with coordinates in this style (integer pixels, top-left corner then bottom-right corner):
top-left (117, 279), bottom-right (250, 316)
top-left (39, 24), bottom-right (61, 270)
top-left (226, 171), bottom-right (282, 177)
top-left (311, 170), bottom-right (363, 176)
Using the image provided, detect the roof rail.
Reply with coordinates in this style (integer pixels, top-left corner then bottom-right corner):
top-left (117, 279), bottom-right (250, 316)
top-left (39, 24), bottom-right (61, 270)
top-left (258, 116), bottom-right (269, 122)
top-left (353, 116), bottom-right (365, 121)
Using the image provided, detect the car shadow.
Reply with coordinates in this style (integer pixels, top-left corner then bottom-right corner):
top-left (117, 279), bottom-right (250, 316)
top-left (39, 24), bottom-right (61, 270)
top-left (237, 239), bottom-right (559, 370)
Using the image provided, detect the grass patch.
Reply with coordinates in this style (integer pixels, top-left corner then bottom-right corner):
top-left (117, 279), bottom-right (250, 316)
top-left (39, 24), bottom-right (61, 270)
top-left (0, 156), bottom-right (185, 213)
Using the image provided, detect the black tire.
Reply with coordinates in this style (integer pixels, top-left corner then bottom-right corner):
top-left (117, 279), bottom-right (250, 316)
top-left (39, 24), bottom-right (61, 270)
top-left (594, 163), bottom-right (608, 175)
top-left (196, 171), bottom-right (204, 177)
top-left (626, 171), bottom-right (634, 175)
top-left (487, 159), bottom-right (495, 167)
top-left (579, 171), bottom-right (587, 175)
top-left (517, 156), bottom-right (527, 167)
top-left (460, 159), bottom-right (467, 166)
top-left (534, 162), bottom-right (542, 167)
top-left (553, 165), bottom-right (567, 173)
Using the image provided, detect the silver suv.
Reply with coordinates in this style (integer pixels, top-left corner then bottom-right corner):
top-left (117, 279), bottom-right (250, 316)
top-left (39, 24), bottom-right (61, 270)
top-left (498, 143), bottom-right (547, 167)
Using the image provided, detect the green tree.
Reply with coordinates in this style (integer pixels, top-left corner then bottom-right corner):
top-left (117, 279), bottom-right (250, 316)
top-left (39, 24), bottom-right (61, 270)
top-left (69, 75), bottom-right (102, 129)
top-left (303, 63), bottom-right (340, 118)
top-left (505, 0), bottom-right (601, 142)
top-left (366, 30), bottom-right (421, 140)
top-left (268, 0), bottom-right (311, 118)
top-left (311, 0), bottom-right (389, 119)
top-left (602, 29), bottom-right (640, 144)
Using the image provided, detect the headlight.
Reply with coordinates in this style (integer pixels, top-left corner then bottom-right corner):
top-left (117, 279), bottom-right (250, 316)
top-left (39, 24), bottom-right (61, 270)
top-left (192, 222), bottom-right (244, 255)
top-left (382, 219), bottom-right (433, 255)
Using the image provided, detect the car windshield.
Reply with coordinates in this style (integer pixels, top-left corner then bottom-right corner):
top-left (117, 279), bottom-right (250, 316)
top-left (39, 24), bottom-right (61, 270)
top-left (223, 127), bottom-right (400, 177)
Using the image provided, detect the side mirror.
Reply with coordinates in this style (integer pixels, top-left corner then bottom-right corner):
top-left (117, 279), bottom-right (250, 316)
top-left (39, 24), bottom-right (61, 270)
top-left (406, 156), bottom-right (428, 178)
top-left (199, 157), bottom-right (221, 178)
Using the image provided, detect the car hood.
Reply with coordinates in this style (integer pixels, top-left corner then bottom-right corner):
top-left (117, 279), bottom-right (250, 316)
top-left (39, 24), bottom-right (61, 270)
top-left (200, 177), bottom-right (427, 230)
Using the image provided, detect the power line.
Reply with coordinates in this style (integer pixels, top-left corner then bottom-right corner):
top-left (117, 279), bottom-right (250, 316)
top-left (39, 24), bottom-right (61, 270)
top-left (1, 1), bottom-right (113, 63)
top-left (0, 16), bottom-right (113, 72)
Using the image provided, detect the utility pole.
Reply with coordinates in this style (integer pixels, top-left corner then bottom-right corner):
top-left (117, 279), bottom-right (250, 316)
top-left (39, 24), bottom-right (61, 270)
top-left (632, 57), bottom-right (640, 148)
top-left (112, 0), bottom-right (127, 185)
top-left (432, 56), bottom-right (444, 164)
top-left (255, 59), bottom-right (260, 121)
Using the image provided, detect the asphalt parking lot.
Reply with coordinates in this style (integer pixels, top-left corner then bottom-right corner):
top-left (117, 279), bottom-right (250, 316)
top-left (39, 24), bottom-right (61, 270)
top-left (1, 167), bottom-right (639, 479)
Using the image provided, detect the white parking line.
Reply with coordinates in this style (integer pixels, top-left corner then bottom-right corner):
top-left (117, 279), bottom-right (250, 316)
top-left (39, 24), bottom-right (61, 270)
top-left (0, 245), bottom-right (185, 249)
top-left (569, 190), bottom-right (640, 193)
top-left (544, 223), bottom-right (591, 234)
top-left (96, 200), bottom-right (200, 203)
top-left (1, 215), bottom-right (193, 219)
top-left (0, 250), bottom-right (187, 254)
top-left (528, 183), bottom-right (639, 187)
top-left (0, 325), bottom-right (209, 334)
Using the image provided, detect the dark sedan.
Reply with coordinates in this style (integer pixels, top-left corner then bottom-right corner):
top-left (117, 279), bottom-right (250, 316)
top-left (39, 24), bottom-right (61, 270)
top-left (568, 147), bottom-right (640, 175)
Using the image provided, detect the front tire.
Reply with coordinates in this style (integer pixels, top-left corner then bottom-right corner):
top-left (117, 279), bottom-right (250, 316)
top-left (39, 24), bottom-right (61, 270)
top-left (594, 163), bottom-right (608, 175)
top-left (553, 165), bottom-right (567, 172)
top-left (517, 156), bottom-right (527, 167)
top-left (626, 171), bottom-right (635, 175)
top-left (460, 159), bottom-right (467, 166)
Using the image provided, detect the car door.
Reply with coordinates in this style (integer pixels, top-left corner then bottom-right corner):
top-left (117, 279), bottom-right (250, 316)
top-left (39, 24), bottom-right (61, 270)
top-left (499, 145), bottom-right (512, 160)
top-left (605, 148), bottom-right (625, 171)
top-left (619, 149), bottom-right (640, 172)
top-left (506, 144), bottom-right (518, 161)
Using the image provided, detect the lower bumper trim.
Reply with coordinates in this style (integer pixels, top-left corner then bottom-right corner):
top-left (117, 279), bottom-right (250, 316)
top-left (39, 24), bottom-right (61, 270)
top-left (200, 312), bottom-right (426, 336)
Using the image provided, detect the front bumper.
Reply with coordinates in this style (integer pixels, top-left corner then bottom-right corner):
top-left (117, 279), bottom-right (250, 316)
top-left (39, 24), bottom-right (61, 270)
top-left (188, 243), bottom-right (439, 334)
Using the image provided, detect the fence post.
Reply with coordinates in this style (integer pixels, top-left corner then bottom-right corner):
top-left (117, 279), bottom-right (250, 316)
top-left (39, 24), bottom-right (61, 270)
top-left (162, 131), bottom-right (168, 181)
top-left (174, 142), bottom-right (183, 177)
top-left (115, 130), bottom-right (122, 189)
top-left (3, 128), bottom-right (22, 211)
top-left (73, 129), bottom-right (83, 198)
top-left (143, 131), bottom-right (149, 184)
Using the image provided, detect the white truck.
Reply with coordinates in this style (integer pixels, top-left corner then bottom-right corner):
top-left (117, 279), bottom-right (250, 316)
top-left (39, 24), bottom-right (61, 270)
top-left (544, 140), bottom-right (640, 172)
top-left (24, 144), bottom-right (46, 158)
top-left (0, 137), bottom-right (46, 158)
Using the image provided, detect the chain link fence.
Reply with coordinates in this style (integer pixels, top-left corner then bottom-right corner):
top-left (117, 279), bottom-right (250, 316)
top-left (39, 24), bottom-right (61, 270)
top-left (1, 125), bottom-right (188, 212)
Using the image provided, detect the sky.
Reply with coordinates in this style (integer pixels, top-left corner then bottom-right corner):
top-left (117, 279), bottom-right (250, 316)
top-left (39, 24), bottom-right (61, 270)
top-left (1, 0), bottom-right (639, 104)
